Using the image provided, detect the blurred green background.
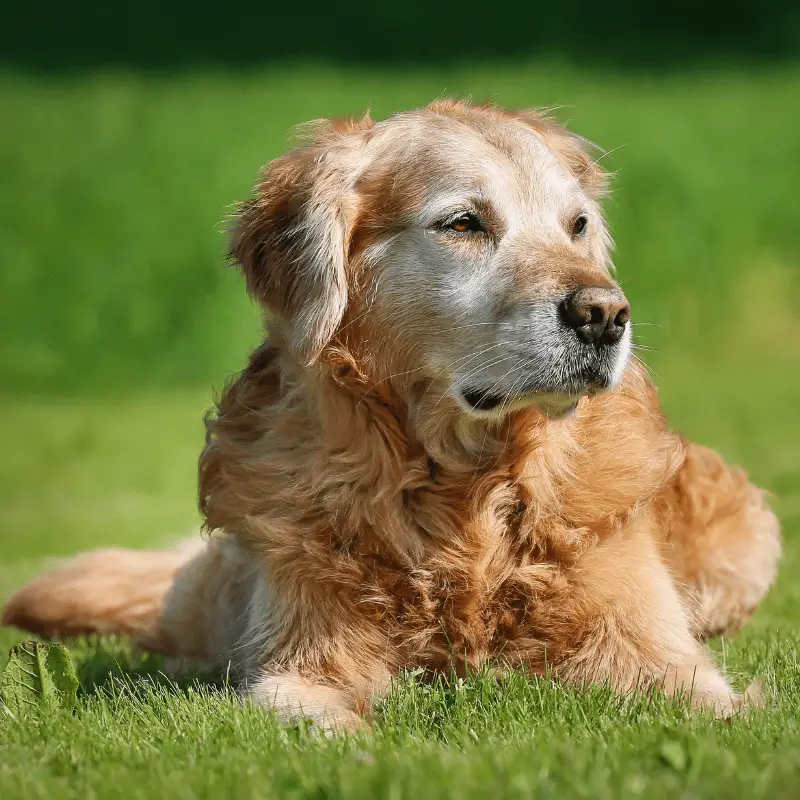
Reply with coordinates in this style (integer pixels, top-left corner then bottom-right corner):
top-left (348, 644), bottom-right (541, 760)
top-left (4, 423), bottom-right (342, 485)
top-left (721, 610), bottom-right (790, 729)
top-left (2, 3), bottom-right (800, 396)
top-left (1, 2), bottom-right (799, 573)
top-left (2, 5), bottom-right (800, 796)
top-left (2, 0), bottom-right (800, 575)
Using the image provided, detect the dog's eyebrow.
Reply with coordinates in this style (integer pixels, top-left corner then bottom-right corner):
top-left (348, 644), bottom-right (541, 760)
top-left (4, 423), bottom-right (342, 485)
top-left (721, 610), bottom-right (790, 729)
top-left (471, 197), bottom-right (503, 233)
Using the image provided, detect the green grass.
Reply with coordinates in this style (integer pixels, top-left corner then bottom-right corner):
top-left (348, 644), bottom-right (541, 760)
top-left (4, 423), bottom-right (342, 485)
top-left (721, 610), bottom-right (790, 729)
top-left (2, 59), bottom-right (800, 797)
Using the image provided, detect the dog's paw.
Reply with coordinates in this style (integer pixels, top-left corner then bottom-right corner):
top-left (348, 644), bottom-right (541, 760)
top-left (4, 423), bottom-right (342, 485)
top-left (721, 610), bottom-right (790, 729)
top-left (688, 678), bottom-right (763, 719)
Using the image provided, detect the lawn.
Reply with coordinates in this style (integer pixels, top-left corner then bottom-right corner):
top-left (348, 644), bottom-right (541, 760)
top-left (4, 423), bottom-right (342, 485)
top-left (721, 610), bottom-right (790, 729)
top-left (1, 60), bottom-right (800, 798)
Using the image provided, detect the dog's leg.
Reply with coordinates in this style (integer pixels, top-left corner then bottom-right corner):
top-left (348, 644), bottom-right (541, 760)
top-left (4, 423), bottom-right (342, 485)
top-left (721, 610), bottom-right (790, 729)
top-left (1, 536), bottom-right (255, 665)
top-left (656, 442), bottom-right (781, 637)
top-left (230, 577), bottom-right (393, 733)
top-left (4, 538), bottom-right (381, 730)
top-left (553, 522), bottom-right (753, 716)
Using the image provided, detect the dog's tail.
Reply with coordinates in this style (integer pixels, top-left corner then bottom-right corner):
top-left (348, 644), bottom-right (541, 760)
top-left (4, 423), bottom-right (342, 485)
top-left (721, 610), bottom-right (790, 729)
top-left (1, 537), bottom-right (254, 663)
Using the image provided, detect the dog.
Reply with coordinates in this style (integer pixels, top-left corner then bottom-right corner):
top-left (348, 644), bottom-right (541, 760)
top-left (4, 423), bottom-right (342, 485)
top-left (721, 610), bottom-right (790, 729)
top-left (2, 100), bottom-right (781, 730)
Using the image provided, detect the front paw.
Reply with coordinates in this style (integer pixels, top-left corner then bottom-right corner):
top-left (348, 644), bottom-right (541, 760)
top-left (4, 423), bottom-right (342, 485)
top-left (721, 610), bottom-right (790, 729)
top-left (244, 671), bottom-right (365, 735)
top-left (672, 669), bottom-right (762, 718)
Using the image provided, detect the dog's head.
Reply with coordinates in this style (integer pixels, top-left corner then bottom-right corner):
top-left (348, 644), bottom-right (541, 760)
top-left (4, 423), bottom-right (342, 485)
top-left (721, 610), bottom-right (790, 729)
top-left (231, 101), bottom-right (630, 420)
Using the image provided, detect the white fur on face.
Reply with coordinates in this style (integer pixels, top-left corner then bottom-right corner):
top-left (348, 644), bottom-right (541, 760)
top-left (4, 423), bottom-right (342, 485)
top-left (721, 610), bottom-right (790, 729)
top-left (363, 117), bottom-right (629, 418)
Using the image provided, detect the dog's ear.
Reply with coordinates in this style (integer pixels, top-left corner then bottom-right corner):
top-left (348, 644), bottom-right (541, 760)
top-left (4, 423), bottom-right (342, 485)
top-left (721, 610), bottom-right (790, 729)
top-left (230, 121), bottom-right (369, 365)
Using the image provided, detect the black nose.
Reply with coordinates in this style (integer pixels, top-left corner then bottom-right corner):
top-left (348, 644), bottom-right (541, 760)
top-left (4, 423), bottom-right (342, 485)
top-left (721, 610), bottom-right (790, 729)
top-left (560, 286), bottom-right (630, 345)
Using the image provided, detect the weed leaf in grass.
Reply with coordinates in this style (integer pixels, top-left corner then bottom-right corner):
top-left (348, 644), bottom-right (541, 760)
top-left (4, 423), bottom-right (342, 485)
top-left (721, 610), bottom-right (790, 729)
top-left (42, 642), bottom-right (80, 709)
top-left (0, 641), bottom-right (78, 716)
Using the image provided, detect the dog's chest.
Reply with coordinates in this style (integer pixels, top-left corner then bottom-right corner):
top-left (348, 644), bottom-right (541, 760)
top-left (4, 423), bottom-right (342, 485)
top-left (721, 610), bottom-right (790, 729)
top-left (357, 513), bottom-right (568, 672)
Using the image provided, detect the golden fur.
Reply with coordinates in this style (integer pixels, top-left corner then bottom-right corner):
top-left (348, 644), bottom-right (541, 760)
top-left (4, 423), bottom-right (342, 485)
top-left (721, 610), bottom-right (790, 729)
top-left (2, 101), bottom-right (780, 730)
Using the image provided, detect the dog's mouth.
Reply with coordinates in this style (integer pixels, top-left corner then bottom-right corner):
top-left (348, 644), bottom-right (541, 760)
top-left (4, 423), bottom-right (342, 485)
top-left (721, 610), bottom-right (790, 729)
top-left (460, 387), bottom-right (585, 419)
top-left (461, 388), bottom-right (508, 412)
top-left (455, 329), bottom-right (630, 420)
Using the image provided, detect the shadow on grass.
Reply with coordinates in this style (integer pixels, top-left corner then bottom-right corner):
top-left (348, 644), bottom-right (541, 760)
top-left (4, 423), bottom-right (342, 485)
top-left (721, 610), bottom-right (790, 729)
top-left (65, 636), bottom-right (225, 699)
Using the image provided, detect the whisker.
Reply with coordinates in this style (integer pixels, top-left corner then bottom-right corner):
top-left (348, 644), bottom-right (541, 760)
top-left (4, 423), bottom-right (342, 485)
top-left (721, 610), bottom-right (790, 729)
top-left (363, 341), bottom-right (516, 409)
top-left (337, 307), bottom-right (373, 334)
top-left (356, 365), bottom-right (429, 407)
top-left (630, 352), bottom-right (663, 384)
top-left (482, 366), bottom-right (531, 474)
top-left (471, 359), bottom-right (527, 477)
top-left (433, 353), bottom-right (518, 409)
top-left (418, 342), bottom-right (518, 406)
top-left (453, 348), bottom-right (523, 389)
top-left (434, 322), bottom-right (517, 334)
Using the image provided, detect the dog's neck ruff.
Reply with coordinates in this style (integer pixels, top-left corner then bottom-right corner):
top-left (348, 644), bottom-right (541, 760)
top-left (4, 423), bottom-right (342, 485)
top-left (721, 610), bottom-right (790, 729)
top-left (200, 338), bottom-right (683, 572)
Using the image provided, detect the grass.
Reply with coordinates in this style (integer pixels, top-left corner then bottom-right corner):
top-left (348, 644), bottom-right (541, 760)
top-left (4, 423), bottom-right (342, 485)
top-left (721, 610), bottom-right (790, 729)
top-left (3, 661), bottom-right (800, 800)
top-left (1, 59), bottom-right (800, 797)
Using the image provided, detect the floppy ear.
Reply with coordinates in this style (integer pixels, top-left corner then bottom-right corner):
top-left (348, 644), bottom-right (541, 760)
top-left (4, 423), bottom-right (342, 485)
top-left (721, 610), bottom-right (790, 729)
top-left (230, 128), bottom-right (362, 365)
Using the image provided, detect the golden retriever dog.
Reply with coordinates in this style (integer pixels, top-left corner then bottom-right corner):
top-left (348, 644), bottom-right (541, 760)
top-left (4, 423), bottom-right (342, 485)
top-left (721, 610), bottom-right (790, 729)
top-left (3, 100), bottom-right (781, 730)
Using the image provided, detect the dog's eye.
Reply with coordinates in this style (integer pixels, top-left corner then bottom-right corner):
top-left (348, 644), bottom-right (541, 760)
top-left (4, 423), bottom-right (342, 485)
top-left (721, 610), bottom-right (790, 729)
top-left (447, 213), bottom-right (484, 234)
top-left (571, 215), bottom-right (589, 238)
